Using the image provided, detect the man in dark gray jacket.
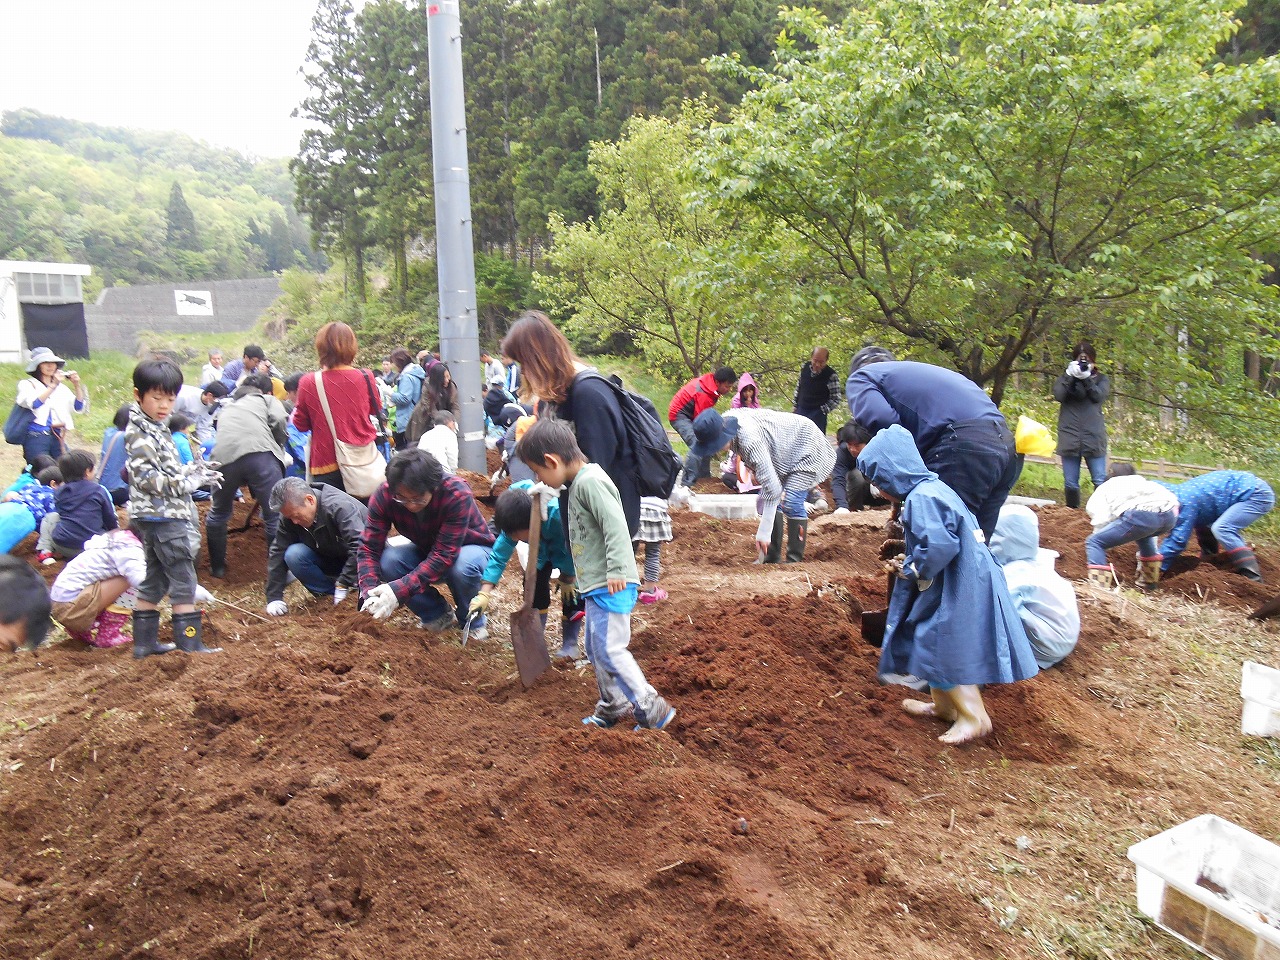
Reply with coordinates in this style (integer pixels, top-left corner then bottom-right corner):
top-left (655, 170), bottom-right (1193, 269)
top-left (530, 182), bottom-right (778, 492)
top-left (265, 477), bottom-right (369, 615)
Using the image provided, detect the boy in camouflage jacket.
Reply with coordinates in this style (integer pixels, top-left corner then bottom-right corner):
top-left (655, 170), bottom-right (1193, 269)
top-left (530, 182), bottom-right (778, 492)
top-left (125, 359), bottom-right (223, 658)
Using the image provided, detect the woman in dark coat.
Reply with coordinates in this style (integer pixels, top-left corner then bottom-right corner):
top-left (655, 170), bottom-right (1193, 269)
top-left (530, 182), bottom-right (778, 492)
top-left (500, 311), bottom-right (640, 536)
top-left (1052, 340), bottom-right (1109, 508)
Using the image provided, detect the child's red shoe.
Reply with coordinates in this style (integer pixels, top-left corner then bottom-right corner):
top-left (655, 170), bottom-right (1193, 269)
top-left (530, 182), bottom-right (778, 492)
top-left (36, 551), bottom-right (57, 566)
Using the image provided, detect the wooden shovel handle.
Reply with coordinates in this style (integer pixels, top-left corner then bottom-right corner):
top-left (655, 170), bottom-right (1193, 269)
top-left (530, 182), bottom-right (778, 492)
top-left (521, 492), bottom-right (542, 613)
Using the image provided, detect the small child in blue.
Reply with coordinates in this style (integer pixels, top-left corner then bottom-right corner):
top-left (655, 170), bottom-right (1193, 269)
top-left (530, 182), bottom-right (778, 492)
top-left (516, 418), bottom-right (676, 731)
top-left (0, 464), bottom-right (62, 554)
top-left (857, 425), bottom-right (1038, 745)
top-left (44, 450), bottom-right (118, 561)
top-left (1159, 470), bottom-right (1274, 581)
top-left (467, 480), bottom-right (584, 657)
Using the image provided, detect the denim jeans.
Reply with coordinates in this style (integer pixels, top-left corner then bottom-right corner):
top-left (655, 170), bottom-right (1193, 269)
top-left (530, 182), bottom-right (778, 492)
top-left (1062, 454), bottom-right (1108, 494)
top-left (1085, 508), bottom-right (1176, 567)
top-left (671, 413), bottom-right (704, 486)
top-left (1211, 481), bottom-right (1276, 553)
top-left (284, 543), bottom-right (347, 597)
top-left (23, 430), bottom-right (62, 465)
top-left (378, 541), bottom-right (491, 626)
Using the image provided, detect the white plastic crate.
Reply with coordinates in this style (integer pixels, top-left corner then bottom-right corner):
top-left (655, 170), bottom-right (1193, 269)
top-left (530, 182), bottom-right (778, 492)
top-left (1128, 814), bottom-right (1280, 960)
top-left (686, 493), bottom-right (757, 521)
top-left (1241, 661), bottom-right (1280, 738)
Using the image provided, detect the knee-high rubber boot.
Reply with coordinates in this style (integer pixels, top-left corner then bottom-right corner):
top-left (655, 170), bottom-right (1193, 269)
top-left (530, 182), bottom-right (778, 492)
top-left (131, 609), bottom-right (175, 659)
top-left (1229, 547), bottom-right (1263, 582)
top-left (172, 611), bottom-right (222, 654)
top-left (764, 511), bottom-right (785, 564)
top-left (206, 524), bottom-right (228, 579)
top-left (1136, 556), bottom-right (1162, 592)
top-left (785, 517), bottom-right (808, 563)
top-left (1087, 565), bottom-right (1114, 588)
top-left (1064, 488), bottom-right (1081, 509)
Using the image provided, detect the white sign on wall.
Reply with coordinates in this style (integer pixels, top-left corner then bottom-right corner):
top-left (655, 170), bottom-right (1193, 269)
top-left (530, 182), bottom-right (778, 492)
top-left (175, 290), bottom-right (214, 316)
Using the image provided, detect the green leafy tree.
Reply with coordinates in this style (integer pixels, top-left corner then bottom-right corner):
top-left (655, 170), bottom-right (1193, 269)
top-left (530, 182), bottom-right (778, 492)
top-left (702, 0), bottom-right (1280, 423)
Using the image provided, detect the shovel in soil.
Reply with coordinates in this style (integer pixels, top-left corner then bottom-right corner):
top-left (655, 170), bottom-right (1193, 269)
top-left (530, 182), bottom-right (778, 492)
top-left (509, 491), bottom-right (551, 688)
top-left (862, 515), bottom-right (905, 648)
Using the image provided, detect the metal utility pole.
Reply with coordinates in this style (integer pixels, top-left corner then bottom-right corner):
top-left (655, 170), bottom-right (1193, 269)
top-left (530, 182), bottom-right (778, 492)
top-left (427, 0), bottom-right (484, 473)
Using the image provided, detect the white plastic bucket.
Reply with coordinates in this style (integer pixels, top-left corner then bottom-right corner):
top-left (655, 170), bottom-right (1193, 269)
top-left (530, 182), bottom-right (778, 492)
top-left (1241, 661), bottom-right (1280, 737)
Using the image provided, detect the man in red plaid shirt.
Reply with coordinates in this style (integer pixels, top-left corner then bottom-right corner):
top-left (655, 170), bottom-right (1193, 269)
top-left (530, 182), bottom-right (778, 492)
top-left (358, 448), bottom-right (495, 637)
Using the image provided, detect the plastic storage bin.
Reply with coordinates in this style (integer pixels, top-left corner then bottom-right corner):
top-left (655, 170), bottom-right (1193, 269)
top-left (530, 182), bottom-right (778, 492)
top-left (1241, 661), bottom-right (1280, 737)
top-left (687, 494), bottom-right (757, 521)
top-left (1128, 814), bottom-right (1280, 960)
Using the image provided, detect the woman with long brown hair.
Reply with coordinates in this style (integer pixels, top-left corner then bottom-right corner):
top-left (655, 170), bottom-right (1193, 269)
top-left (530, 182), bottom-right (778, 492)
top-left (500, 311), bottom-right (640, 535)
top-left (291, 322), bottom-right (383, 493)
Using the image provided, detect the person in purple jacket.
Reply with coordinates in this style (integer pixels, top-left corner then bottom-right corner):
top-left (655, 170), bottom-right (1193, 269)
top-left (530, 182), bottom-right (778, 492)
top-left (357, 448), bottom-right (495, 634)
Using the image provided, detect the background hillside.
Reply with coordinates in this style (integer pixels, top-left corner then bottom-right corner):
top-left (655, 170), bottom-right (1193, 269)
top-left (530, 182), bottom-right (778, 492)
top-left (0, 108), bottom-right (320, 293)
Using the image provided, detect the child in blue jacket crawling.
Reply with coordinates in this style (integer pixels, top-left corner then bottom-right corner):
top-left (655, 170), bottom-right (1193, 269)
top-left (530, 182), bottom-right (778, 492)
top-left (857, 425), bottom-right (1039, 746)
top-left (467, 479), bottom-right (584, 658)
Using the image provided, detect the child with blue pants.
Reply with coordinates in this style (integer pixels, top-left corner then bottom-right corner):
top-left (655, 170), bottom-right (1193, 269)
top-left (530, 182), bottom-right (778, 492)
top-left (1159, 470), bottom-right (1274, 582)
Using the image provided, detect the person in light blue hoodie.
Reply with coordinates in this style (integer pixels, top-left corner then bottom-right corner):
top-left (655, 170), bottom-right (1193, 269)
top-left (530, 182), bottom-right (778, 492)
top-left (857, 425), bottom-right (1039, 745)
top-left (988, 505), bottom-right (1080, 669)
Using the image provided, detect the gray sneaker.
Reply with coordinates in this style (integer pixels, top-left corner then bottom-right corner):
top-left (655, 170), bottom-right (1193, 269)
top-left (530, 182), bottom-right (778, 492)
top-left (417, 612), bottom-right (458, 632)
top-left (877, 671), bottom-right (929, 691)
top-left (634, 695), bottom-right (676, 731)
top-left (582, 704), bottom-right (634, 729)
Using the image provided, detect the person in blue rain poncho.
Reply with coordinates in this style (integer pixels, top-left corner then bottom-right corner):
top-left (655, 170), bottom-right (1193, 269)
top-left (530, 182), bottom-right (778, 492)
top-left (857, 425), bottom-right (1040, 745)
top-left (1158, 470), bottom-right (1274, 582)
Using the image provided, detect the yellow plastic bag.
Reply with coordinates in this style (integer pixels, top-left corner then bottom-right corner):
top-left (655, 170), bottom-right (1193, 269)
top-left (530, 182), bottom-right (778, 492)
top-left (1015, 415), bottom-right (1056, 457)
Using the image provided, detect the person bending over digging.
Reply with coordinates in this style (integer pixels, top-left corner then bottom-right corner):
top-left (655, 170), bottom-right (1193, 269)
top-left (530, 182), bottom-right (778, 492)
top-left (1158, 469), bottom-right (1275, 582)
top-left (857, 425), bottom-right (1039, 745)
top-left (516, 418), bottom-right (676, 731)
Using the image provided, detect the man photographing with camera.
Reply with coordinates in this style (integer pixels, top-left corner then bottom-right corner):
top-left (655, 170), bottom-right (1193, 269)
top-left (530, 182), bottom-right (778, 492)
top-left (1053, 340), bottom-right (1110, 508)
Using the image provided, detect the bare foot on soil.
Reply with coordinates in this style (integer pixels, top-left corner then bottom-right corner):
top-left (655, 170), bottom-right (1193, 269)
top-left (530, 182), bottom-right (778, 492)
top-left (937, 685), bottom-right (992, 745)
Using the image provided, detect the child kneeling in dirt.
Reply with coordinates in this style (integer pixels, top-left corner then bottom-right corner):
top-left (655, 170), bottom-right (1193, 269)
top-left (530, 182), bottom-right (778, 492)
top-left (516, 418), bottom-right (676, 730)
top-left (1083, 463), bottom-right (1179, 591)
top-left (468, 480), bottom-right (583, 658)
top-left (989, 505), bottom-right (1080, 669)
top-left (50, 528), bottom-right (145, 648)
top-left (857, 425), bottom-right (1039, 745)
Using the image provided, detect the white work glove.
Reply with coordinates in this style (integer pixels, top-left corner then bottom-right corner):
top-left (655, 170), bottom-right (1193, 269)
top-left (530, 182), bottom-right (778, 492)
top-left (361, 583), bottom-right (398, 620)
top-left (333, 585), bottom-right (349, 605)
top-left (527, 482), bottom-right (560, 521)
top-left (1067, 359), bottom-right (1092, 379)
top-left (834, 507), bottom-right (851, 515)
top-left (266, 600), bottom-right (288, 616)
top-left (194, 585), bottom-right (215, 605)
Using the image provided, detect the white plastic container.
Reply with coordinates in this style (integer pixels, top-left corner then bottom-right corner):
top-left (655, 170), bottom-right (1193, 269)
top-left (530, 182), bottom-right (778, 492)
top-left (687, 494), bottom-right (757, 521)
top-left (1241, 661), bottom-right (1280, 737)
top-left (1127, 814), bottom-right (1280, 960)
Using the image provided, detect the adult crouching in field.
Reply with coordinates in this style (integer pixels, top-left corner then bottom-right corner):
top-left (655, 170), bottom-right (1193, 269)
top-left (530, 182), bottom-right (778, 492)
top-left (667, 365), bottom-right (737, 496)
top-left (1053, 341), bottom-right (1110, 508)
top-left (1159, 470), bottom-right (1275, 582)
top-left (14, 347), bottom-right (89, 465)
top-left (858, 425), bottom-right (1039, 745)
top-left (206, 373), bottom-right (290, 578)
top-left (845, 346), bottom-right (1018, 542)
top-left (689, 407), bottom-right (835, 563)
top-left (832, 422), bottom-right (888, 514)
top-left (291, 322), bottom-right (384, 496)
top-left (264, 477), bottom-right (368, 616)
top-left (500, 310), bottom-right (644, 536)
top-left (357, 448), bottom-right (495, 634)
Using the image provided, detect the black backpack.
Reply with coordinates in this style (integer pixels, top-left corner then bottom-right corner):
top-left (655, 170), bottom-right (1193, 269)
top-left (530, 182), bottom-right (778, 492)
top-left (573, 372), bottom-right (681, 500)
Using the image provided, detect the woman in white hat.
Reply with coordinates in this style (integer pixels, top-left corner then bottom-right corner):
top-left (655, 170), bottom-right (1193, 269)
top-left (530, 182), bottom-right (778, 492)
top-left (15, 347), bottom-right (88, 464)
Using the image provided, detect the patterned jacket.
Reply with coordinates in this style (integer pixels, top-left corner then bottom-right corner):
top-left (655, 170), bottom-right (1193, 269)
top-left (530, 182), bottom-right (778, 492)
top-left (125, 404), bottom-right (201, 521)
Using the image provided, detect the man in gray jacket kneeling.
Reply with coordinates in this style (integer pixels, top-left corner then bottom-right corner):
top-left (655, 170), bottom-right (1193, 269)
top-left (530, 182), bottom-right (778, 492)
top-left (265, 477), bottom-right (369, 615)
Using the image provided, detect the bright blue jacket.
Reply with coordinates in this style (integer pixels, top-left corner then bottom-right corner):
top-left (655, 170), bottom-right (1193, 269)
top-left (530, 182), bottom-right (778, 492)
top-left (480, 479), bottom-right (575, 585)
top-left (1158, 470), bottom-right (1274, 564)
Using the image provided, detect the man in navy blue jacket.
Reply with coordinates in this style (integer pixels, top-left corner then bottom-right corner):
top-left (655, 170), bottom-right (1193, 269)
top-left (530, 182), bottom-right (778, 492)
top-left (845, 347), bottom-right (1018, 540)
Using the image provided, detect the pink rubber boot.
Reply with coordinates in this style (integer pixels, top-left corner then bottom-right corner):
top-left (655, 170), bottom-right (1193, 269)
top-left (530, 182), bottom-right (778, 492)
top-left (90, 610), bottom-right (132, 649)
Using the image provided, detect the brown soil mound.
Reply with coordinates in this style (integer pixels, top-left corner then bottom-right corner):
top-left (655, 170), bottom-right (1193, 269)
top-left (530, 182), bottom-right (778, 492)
top-left (3, 500), bottom-right (1278, 959)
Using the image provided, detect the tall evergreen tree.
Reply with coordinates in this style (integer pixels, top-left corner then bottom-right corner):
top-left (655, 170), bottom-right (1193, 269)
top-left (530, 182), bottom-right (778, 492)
top-left (165, 182), bottom-right (200, 251)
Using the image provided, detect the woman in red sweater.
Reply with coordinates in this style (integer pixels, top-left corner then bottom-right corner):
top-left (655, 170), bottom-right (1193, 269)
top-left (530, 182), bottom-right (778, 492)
top-left (292, 322), bottom-right (382, 494)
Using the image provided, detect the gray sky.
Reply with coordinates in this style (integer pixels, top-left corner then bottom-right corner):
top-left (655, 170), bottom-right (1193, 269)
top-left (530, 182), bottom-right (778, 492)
top-left (0, 0), bottom-right (329, 159)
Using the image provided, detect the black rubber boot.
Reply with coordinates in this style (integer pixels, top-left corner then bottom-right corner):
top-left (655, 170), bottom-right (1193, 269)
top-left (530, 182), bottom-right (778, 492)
top-left (131, 609), bottom-right (175, 659)
top-left (1196, 527), bottom-right (1220, 557)
top-left (785, 517), bottom-right (807, 563)
top-left (764, 512), bottom-right (785, 564)
top-left (206, 524), bottom-right (228, 579)
top-left (1231, 548), bottom-right (1263, 583)
top-left (1064, 488), bottom-right (1081, 509)
top-left (172, 611), bottom-right (222, 654)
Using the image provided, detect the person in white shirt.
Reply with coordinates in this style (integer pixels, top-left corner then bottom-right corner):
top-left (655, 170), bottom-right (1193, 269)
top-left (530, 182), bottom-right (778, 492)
top-left (1084, 463), bottom-right (1180, 591)
top-left (417, 410), bottom-right (459, 474)
top-left (14, 347), bottom-right (89, 464)
top-left (480, 350), bottom-right (505, 388)
top-left (201, 350), bottom-right (225, 388)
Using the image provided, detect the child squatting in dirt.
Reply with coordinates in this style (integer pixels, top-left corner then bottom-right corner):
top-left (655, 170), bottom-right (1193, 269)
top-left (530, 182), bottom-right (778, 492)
top-left (857, 425), bottom-right (1040, 745)
top-left (515, 418), bottom-right (676, 731)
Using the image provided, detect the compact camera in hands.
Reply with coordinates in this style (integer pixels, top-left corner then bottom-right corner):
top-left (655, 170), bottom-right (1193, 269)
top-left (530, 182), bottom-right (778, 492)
top-left (1073, 358), bottom-right (1091, 376)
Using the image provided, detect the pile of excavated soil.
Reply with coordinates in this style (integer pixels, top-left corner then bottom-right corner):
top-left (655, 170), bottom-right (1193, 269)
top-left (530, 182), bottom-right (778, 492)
top-left (3, 496), bottom-right (1278, 960)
